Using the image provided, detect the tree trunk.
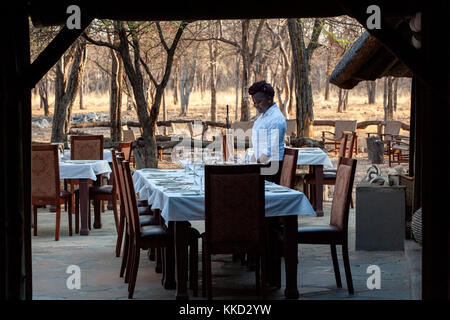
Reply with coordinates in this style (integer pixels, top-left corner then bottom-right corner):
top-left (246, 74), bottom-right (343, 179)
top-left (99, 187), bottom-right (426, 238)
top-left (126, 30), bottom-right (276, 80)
top-left (51, 39), bottom-right (87, 143)
top-left (393, 78), bottom-right (398, 111)
top-left (324, 52), bottom-right (331, 100)
top-left (343, 90), bottom-right (349, 111)
top-left (38, 76), bottom-right (49, 117)
top-left (234, 52), bottom-right (240, 121)
top-left (338, 88), bottom-right (343, 113)
top-left (383, 76), bottom-right (394, 121)
top-left (109, 45), bottom-right (123, 143)
top-left (366, 80), bottom-right (376, 104)
top-left (172, 66), bottom-right (179, 105)
top-left (240, 20), bottom-right (252, 121)
top-left (178, 56), bottom-right (197, 116)
top-left (208, 38), bottom-right (218, 122)
top-left (288, 18), bottom-right (321, 139)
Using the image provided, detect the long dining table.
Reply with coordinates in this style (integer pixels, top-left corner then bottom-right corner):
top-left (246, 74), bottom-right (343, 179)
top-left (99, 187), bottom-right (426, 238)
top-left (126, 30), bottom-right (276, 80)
top-left (132, 167), bottom-right (316, 299)
top-left (59, 159), bottom-right (112, 235)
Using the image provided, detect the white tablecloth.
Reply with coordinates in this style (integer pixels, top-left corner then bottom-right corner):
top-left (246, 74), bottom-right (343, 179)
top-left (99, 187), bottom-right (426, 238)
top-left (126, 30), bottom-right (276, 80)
top-left (294, 147), bottom-right (333, 168)
top-left (59, 160), bottom-right (112, 180)
top-left (61, 149), bottom-right (113, 163)
top-left (132, 169), bottom-right (315, 225)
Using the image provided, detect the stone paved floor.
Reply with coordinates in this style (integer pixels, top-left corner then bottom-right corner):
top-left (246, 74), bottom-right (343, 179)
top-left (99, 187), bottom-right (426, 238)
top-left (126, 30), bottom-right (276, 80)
top-left (32, 200), bottom-right (413, 300)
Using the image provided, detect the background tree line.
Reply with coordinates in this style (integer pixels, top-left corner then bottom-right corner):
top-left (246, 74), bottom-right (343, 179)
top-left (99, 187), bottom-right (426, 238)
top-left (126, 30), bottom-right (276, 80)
top-left (30, 17), bottom-right (411, 167)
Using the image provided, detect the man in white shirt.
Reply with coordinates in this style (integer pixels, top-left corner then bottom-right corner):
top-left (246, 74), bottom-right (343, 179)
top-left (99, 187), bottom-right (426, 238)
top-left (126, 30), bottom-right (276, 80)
top-left (249, 80), bottom-right (286, 183)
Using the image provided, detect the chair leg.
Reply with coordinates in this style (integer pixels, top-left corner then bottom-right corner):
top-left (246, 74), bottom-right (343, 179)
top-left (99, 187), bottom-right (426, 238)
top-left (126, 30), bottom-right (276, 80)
top-left (260, 252), bottom-right (267, 299)
top-left (128, 246), bottom-right (141, 299)
top-left (202, 243), bottom-right (206, 297)
top-left (155, 248), bottom-right (162, 273)
top-left (120, 232), bottom-right (129, 278)
top-left (148, 248), bottom-right (155, 261)
top-left (55, 205), bottom-right (61, 241)
top-left (112, 198), bottom-right (119, 233)
top-left (255, 254), bottom-right (261, 292)
top-left (75, 192), bottom-right (80, 234)
top-left (330, 244), bottom-right (342, 288)
top-left (67, 199), bottom-right (73, 236)
top-left (115, 202), bottom-right (125, 257)
top-left (189, 237), bottom-right (199, 297)
top-left (342, 243), bottom-right (354, 294)
top-left (33, 206), bottom-right (37, 236)
top-left (124, 236), bottom-right (133, 283)
top-left (205, 250), bottom-right (212, 300)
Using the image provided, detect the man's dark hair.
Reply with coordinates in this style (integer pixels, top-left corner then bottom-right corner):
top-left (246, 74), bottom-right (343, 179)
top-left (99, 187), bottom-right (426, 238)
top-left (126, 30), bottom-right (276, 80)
top-left (248, 80), bottom-right (275, 99)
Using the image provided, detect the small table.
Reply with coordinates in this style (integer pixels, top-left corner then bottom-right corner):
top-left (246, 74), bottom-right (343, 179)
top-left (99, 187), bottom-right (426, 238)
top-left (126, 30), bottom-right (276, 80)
top-left (133, 168), bottom-right (315, 299)
top-left (293, 148), bottom-right (333, 216)
top-left (59, 159), bottom-right (112, 235)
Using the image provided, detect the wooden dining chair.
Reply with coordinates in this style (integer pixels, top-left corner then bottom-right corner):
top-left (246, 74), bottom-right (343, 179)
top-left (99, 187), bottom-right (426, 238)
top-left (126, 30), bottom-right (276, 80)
top-left (297, 157), bottom-right (357, 294)
top-left (68, 135), bottom-right (104, 231)
top-left (112, 150), bottom-right (158, 258)
top-left (202, 164), bottom-right (267, 299)
top-left (32, 144), bottom-right (73, 241)
top-left (321, 120), bottom-right (357, 155)
top-left (304, 131), bottom-right (356, 208)
top-left (119, 141), bottom-right (135, 169)
top-left (118, 158), bottom-right (200, 298)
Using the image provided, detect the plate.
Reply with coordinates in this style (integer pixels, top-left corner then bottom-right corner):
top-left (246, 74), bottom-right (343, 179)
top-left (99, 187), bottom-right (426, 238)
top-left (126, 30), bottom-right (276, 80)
top-left (268, 189), bottom-right (290, 193)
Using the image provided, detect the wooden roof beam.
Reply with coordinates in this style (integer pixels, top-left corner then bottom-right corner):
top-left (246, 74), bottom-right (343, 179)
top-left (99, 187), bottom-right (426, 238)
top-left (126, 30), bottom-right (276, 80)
top-left (25, 15), bottom-right (93, 89)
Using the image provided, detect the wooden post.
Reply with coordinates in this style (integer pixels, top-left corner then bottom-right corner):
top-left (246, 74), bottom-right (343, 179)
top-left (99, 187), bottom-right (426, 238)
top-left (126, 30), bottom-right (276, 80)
top-left (0, 4), bottom-right (32, 299)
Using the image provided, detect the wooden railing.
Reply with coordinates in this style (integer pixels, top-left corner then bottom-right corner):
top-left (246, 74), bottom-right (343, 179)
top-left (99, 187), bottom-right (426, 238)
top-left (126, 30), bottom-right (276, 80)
top-left (69, 119), bottom-right (410, 131)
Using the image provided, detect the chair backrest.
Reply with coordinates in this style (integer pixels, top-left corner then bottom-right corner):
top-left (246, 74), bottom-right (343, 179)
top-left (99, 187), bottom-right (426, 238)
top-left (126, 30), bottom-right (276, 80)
top-left (329, 157), bottom-right (357, 234)
top-left (384, 121), bottom-right (402, 136)
top-left (111, 149), bottom-right (123, 198)
top-left (286, 119), bottom-right (297, 137)
top-left (116, 154), bottom-right (133, 237)
top-left (204, 164), bottom-right (265, 254)
top-left (122, 129), bottom-right (136, 142)
top-left (337, 132), bottom-right (349, 159)
top-left (119, 142), bottom-right (132, 161)
top-left (70, 135), bottom-right (103, 160)
top-left (121, 160), bottom-right (142, 241)
top-left (279, 148), bottom-right (298, 189)
top-left (334, 120), bottom-right (357, 139)
top-left (32, 144), bottom-right (60, 204)
top-left (343, 131), bottom-right (357, 159)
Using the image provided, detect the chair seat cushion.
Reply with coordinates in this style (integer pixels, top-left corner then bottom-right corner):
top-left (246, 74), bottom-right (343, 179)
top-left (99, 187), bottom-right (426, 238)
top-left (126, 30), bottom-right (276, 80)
top-left (137, 199), bottom-right (148, 207)
top-left (297, 225), bottom-right (343, 244)
top-left (140, 225), bottom-right (171, 241)
top-left (138, 206), bottom-right (151, 216)
top-left (60, 190), bottom-right (72, 199)
top-left (89, 185), bottom-right (113, 194)
top-left (140, 215), bottom-right (158, 226)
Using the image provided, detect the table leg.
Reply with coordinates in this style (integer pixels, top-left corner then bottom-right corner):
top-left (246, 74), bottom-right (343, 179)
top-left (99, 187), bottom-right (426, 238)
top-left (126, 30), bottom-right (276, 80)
top-left (79, 179), bottom-right (90, 235)
top-left (313, 165), bottom-right (324, 217)
top-left (283, 215), bottom-right (299, 299)
top-left (93, 176), bottom-right (102, 229)
top-left (174, 221), bottom-right (189, 300)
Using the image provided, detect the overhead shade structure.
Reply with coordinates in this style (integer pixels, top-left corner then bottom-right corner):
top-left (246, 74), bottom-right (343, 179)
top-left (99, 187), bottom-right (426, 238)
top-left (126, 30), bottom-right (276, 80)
top-left (329, 24), bottom-right (413, 90)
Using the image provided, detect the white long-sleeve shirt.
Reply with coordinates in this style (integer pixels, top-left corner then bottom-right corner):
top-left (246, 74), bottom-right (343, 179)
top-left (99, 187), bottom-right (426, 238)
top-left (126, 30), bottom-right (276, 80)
top-left (251, 103), bottom-right (286, 161)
